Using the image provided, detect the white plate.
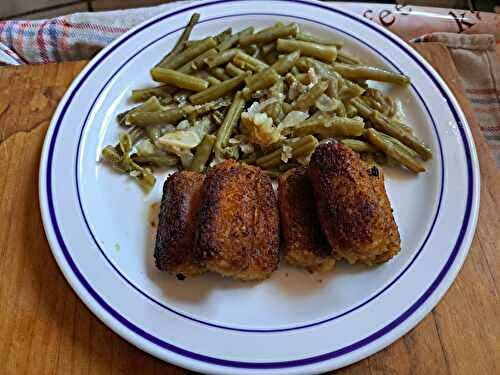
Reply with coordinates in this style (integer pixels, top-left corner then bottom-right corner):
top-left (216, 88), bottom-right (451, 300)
top-left (39, 1), bottom-right (480, 374)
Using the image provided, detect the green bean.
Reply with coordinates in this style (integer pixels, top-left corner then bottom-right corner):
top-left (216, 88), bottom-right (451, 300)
top-left (101, 146), bottom-right (122, 165)
top-left (345, 102), bottom-right (358, 117)
top-left (151, 68), bottom-right (209, 92)
top-left (118, 96), bottom-right (164, 126)
top-left (293, 116), bottom-right (365, 138)
top-left (210, 67), bottom-right (231, 81)
top-left (292, 81), bottom-right (328, 112)
top-left (351, 98), bottom-right (431, 159)
top-left (206, 76), bottom-right (221, 86)
top-left (131, 85), bottom-right (174, 102)
top-left (370, 111), bottom-right (432, 160)
top-left (189, 73), bottom-right (249, 104)
top-left (271, 50), bottom-right (300, 75)
top-left (350, 97), bottom-right (372, 117)
top-left (391, 118), bottom-right (414, 134)
top-left (332, 62), bottom-right (410, 85)
top-left (128, 108), bottom-right (186, 126)
top-left (215, 92), bottom-right (245, 151)
top-left (263, 49), bottom-right (279, 65)
top-left (157, 13), bottom-right (200, 67)
top-left (379, 131), bottom-right (419, 159)
top-left (218, 26), bottom-right (254, 52)
top-left (225, 62), bottom-right (246, 77)
top-left (215, 27), bottom-right (232, 43)
top-left (190, 134), bottom-right (216, 172)
top-left (118, 133), bottom-right (132, 154)
top-left (133, 169), bottom-right (156, 193)
top-left (183, 97), bottom-right (232, 119)
top-left (336, 49), bottom-right (361, 65)
top-left (132, 154), bottom-right (178, 167)
top-left (244, 44), bottom-right (260, 58)
top-left (256, 135), bottom-right (318, 169)
top-left (295, 31), bottom-right (344, 48)
top-left (276, 39), bottom-right (337, 63)
top-left (338, 79), bottom-right (366, 100)
top-left (233, 51), bottom-right (269, 72)
top-left (239, 23), bottom-right (299, 46)
top-left (294, 73), bottom-right (309, 84)
top-left (362, 88), bottom-right (396, 117)
top-left (244, 68), bottom-right (280, 95)
top-left (204, 48), bottom-right (241, 68)
top-left (159, 37), bottom-right (217, 70)
top-left (177, 48), bottom-right (217, 74)
top-left (341, 139), bottom-right (376, 153)
top-left (184, 39), bottom-right (203, 48)
top-left (335, 101), bottom-right (346, 117)
top-left (366, 128), bottom-right (425, 172)
top-left (262, 42), bottom-right (275, 55)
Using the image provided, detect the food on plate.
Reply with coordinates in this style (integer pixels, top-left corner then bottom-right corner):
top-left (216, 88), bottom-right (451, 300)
top-left (278, 167), bottom-right (335, 272)
top-left (194, 160), bottom-right (280, 280)
top-left (308, 142), bottom-right (401, 265)
top-left (99, 13), bottom-right (432, 193)
top-left (154, 170), bottom-right (206, 276)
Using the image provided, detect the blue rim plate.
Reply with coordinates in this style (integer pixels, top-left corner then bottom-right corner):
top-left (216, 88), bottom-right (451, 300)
top-left (39, 1), bottom-right (480, 374)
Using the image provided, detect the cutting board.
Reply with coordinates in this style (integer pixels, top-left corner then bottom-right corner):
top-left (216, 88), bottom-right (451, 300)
top-left (0, 43), bottom-right (498, 375)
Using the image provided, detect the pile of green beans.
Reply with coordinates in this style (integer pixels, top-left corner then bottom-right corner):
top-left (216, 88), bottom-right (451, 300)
top-left (100, 13), bottom-right (432, 193)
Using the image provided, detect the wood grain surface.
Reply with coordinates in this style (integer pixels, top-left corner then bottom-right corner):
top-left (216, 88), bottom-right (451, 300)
top-left (0, 44), bottom-right (498, 375)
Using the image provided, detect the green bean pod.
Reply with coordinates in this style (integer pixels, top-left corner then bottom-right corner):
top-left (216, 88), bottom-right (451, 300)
top-left (332, 62), bottom-right (410, 85)
top-left (239, 23), bottom-right (299, 47)
top-left (256, 135), bottom-right (318, 169)
top-left (277, 39), bottom-right (337, 63)
top-left (132, 154), bottom-right (179, 167)
top-left (217, 26), bottom-right (254, 52)
top-left (225, 62), bottom-right (246, 77)
top-left (366, 128), bottom-right (425, 173)
top-left (271, 50), bottom-right (301, 75)
top-left (204, 48), bottom-right (241, 68)
top-left (190, 134), bottom-right (216, 172)
top-left (293, 116), bottom-right (365, 137)
top-left (340, 139), bottom-right (376, 153)
top-left (159, 37), bottom-right (217, 70)
top-left (232, 51), bottom-right (269, 72)
top-left (151, 67), bottom-right (209, 91)
top-left (189, 73), bottom-right (249, 104)
top-left (210, 67), bottom-right (231, 81)
top-left (118, 96), bottom-right (164, 126)
top-left (177, 48), bottom-right (218, 74)
top-left (215, 92), bottom-right (246, 151)
top-left (292, 81), bottom-right (329, 112)
top-left (295, 31), bottom-right (344, 48)
top-left (131, 85), bottom-right (174, 102)
top-left (127, 108), bottom-right (186, 126)
top-left (244, 68), bottom-right (280, 94)
top-left (157, 13), bottom-right (200, 67)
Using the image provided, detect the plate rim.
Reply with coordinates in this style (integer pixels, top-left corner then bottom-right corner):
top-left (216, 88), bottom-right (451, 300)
top-left (38, 0), bottom-right (480, 373)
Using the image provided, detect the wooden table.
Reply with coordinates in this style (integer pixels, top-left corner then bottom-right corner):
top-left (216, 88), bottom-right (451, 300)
top-left (0, 44), bottom-right (498, 375)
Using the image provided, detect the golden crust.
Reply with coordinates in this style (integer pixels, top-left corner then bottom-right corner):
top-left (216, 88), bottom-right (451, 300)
top-left (194, 160), bottom-right (280, 280)
top-left (308, 142), bottom-right (400, 265)
top-left (278, 167), bottom-right (335, 272)
top-left (154, 171), bottom-right (206, 276)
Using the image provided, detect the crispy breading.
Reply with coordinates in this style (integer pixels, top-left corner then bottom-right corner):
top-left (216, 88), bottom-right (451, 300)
top-left (278, 167), bottom-right (335, 272)
top-left (154, 171), bottom-right (206, 277)
top-left (308, 142), bottom-right (400, 265)
top-left (194, 160), bottom-right (280, 280)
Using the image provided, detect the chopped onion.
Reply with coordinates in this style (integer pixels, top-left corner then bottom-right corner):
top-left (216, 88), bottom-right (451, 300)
top-left (278, 111), bottom-right (309, 129)
top-left (315, 94), bottom-right (338, 112)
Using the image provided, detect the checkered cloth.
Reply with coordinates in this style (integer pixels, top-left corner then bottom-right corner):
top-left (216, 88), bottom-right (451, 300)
top-left (416, 33), bottom-right (500, 166)
top-left (0, 2), bottom-right (499, 165)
